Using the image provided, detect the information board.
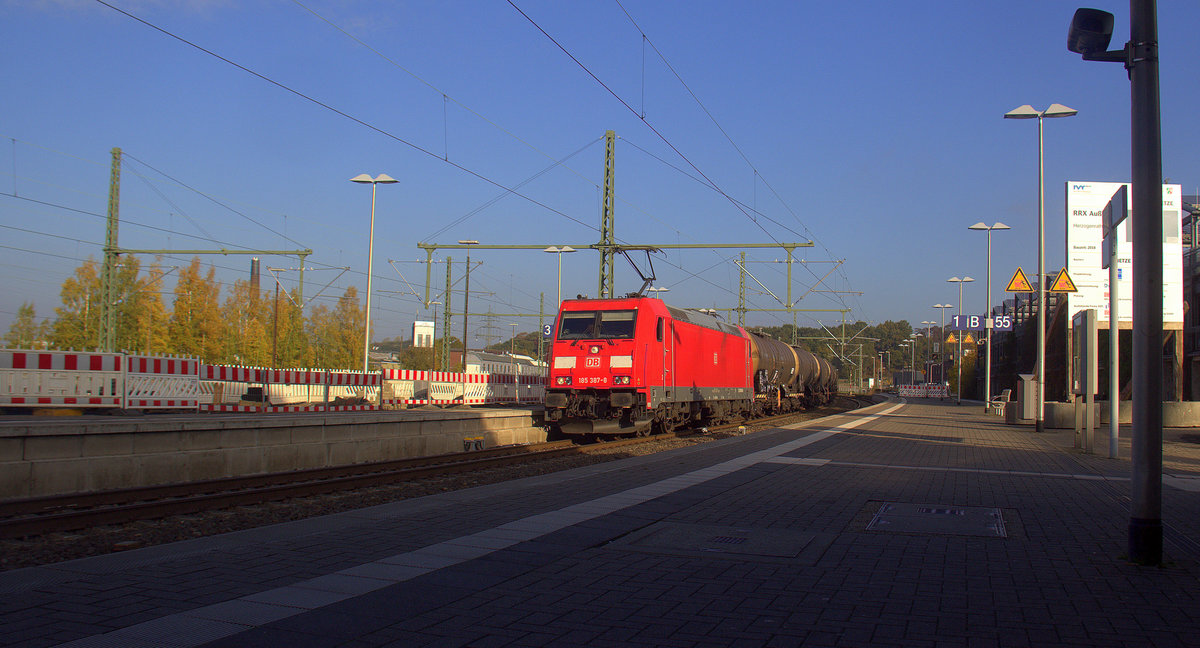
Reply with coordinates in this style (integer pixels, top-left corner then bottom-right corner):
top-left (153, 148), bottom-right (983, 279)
top-left (1064, 181), bottom-right (1183, 328)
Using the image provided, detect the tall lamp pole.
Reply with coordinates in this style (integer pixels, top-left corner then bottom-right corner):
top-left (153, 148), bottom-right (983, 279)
top-left (909, 334), bottom-right (919, 384)
top-left (1004, 104), bottom-right (1077, 430)
top-left (543, 246), bottom-right (577, 306)
top-left (934, 304), bottom-right (953, 382)
top-left (921, 321), bottom-right (936, 382)
top-left (350, 173), bottom-right (398, 372)
top-left (459, 240), bottom-right (479, 362)
top-left (948, 276), bottom-right (975, 403)
top-left (969, 222), bottom-right (1011, 412)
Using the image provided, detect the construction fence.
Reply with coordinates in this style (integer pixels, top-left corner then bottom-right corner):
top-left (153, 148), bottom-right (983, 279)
top-left (1, 349), bottom-right (545, 413)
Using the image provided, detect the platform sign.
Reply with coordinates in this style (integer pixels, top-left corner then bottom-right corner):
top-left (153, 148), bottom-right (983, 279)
top-left (542, 324), bottom-right (553, 338)
top-left (949, 314), bottom-right (1013, 332)
top-left (1065, 181), bottom-right (1182, 328)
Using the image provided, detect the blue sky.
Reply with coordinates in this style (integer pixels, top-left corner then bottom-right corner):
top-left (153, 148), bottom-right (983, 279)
top-left (2, 1), bottom-right (1198, 348)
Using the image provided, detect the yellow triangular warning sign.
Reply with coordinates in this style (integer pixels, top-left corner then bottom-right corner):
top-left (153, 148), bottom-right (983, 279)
top-left (945, 333), bottom-right (957, 344)
top-left (1048, 268), bottom-right (1078, 292)
top-left (1005, 267), bottom-right (1034, 292)
top-left (963, 333), bottom-right (975, 344)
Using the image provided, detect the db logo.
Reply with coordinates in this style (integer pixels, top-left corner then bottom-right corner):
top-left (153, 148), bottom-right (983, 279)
top-left (585, 357), bottom-right (601, 368)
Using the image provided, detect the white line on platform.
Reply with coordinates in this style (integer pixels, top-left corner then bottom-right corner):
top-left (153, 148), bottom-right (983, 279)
top-left (53, 405), bottom-right (902, 648)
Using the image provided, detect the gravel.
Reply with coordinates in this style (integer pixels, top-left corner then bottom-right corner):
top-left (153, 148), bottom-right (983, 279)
top-left (0, 398), bottom-right (863, 571)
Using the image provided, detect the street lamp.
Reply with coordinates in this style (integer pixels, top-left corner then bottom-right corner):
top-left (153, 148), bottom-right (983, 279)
top-left (934, 304), bottom-right (954, 382)
top-left (647, 286), bottom-right (670, 299)
top-left (907, 333), bottom-right (916, 384)
top-left (459, 240), bottom-right (479, 357)
top-left (921, 321), bottom-right (936, 382)
top-left (543, 246), bottom-right (577, 306)
top-left (1004, 104), bottom-right (1077, 431)
top-left (948, 276), bottom-right (975, 403)
top-left (350, 173), bottom-right (398, 372)
top-left (428, 301), bottom-right (442, 371)
top-left (898, 342), bottom-right (910, 385)
top-left (969, 222), bottom-right (1011, 412)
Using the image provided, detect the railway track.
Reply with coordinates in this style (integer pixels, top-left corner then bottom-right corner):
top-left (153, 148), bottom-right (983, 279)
top-left (1, 396), bottom-right (874, 540)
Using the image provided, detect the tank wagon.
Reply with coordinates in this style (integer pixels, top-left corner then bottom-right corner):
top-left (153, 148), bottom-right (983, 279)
top-left (544, 296), bottom-right (836, 437)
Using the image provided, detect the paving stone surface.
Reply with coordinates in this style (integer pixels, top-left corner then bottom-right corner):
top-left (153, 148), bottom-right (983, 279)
top-left (2, 398), bottom-right (1198, 647)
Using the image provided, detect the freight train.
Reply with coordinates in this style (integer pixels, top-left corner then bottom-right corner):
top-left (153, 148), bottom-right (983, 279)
top-left (544, 295), bottom-right (837, 437)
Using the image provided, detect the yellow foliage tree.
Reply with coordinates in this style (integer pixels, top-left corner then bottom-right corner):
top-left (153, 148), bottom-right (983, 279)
top-left (307, 286), bottom-right (364, 369)
top-left (168, 258), bottom-right (223, 361)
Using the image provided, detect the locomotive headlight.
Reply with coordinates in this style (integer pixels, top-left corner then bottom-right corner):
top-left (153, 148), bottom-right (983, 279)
top-left (614, 376), bottom-right (631, 385)
top-left (589, 345), bottom-right (600, 354)
top-left (555, 376), bottom-right (572, 386)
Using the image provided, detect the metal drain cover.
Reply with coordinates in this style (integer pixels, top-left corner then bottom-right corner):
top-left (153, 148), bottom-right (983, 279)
top-left (867, 502), bottom-right (1007, 538)
top-left (611, 522), bottom-right (819, 559)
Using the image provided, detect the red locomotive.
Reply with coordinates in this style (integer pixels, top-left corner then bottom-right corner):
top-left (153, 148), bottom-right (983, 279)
top-left (544, 296), bottom-right (836, 437)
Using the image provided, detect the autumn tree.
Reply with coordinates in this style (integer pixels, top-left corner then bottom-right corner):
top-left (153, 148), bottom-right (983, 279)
top-left (168, 258), bottom-right (223, 361)
top-left (132, 260), bottom-right (172, 355)
top-left (50, 258), bottom-right (101, 350)
top-left (3, 302), bottom-right (50, 348)
top-left (307, 286), bottom-right (364, 369)
top-left (271, 288), bottom-right (311, 368)
top-left (218, 278), bottom-right (271, 365)
top-left (395, 343), bottom-right (435, 371)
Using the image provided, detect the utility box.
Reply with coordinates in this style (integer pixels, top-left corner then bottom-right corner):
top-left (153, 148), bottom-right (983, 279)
top-left (1016, 373), bottom-right (1037, 421)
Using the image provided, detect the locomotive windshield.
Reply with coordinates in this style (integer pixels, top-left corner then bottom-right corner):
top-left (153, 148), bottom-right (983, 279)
top-left (557, 310), bottom-right (637, 340)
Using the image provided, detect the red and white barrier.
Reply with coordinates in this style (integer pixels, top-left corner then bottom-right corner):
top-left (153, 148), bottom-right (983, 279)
top-left (381, 369), bottom-right (546, 407)
top-left (125, 354), bottom-right (201, 409)
top-left (197, 367), bottom-right (380, 413)
top-left (0, 349), bottom-right (542, 413)
top-left (0, 350), bottom-right (124, 407)
top-left (898, 384), bottom-right (950, 399)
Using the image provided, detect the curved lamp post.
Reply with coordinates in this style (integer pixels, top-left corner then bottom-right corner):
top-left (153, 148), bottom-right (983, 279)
top-left (948, 276), bottom-right (975, 403)
top-left (543, 246), bottom-right (577, 306)
top-left (969, 222), bottom-right (1011, 412)
top-left (934, 304), bottom-right (954, 382)
top-left (350, 173), bottom-right (398, 372)
top-left (459, 240), bottom-right (479, 357)
top-left (1004, 104), bottom-right (1077, 430)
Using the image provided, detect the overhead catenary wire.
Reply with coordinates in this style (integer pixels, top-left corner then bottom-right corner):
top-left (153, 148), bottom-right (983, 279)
top-left (505, 2), bottom-right (855, 326)
top-left (95, 0), bottom-right (597, 236)
top-left (506, 0), bottom-right (783, 249)
top-left (610, 1), bottom-right (857, 314)
top-left (69, 3), bottom-right (848, 332)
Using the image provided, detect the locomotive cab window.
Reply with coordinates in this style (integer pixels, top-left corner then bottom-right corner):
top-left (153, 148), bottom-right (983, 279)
top-left (558, 312), bottom-right (596, 339)
top-left (598, 310), bottom-right (636, 338)
top-left (557, 310), bottom-right (637, 340)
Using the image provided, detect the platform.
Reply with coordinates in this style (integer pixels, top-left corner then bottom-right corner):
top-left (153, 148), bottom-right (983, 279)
top-left (0, 407), bottom-right (545, 499)
top-left (3, 398), bottom-right (1199, 647)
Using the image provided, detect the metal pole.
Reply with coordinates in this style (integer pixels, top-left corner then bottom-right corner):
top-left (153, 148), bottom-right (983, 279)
top-left (985, 229), bottom-right (993, 413)
top-left (957, 282), bottom-right (964, 404)
top-left (363, 182), bottom-right (377, 372)
top-left (910, 341), bottom-right (915, 384)
top-left (1036, 115), bottom-right (1047, 433)
top-left (462, 251), bottom-right (471, 357)
top-left (1109, 235), bottom-right (1120, 459)
top-left (1129, 0), bottom-right (1163, 566)
top-left (272, 279), bottom-right (279, 368)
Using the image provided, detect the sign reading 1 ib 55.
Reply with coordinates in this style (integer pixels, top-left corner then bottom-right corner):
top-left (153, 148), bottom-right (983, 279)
top-left (950, 314), bottom-right (1013, 332)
